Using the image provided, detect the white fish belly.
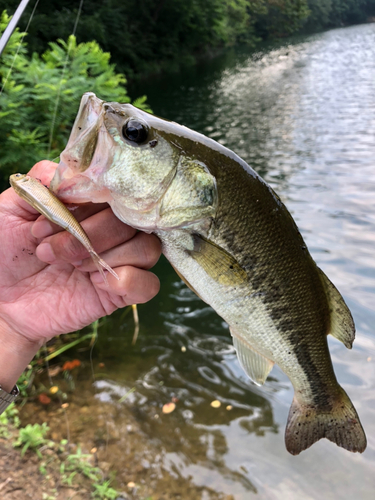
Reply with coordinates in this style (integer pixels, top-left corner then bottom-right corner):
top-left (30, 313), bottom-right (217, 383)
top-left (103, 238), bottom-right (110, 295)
top-left (159, 229), bottom-right (313, 394)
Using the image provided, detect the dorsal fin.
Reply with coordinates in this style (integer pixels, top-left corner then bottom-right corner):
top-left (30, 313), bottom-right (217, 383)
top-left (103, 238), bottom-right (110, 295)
top-left (318, 268), bottom-right (355, 349)
top-left (230, 327), bottom-right (274, 386)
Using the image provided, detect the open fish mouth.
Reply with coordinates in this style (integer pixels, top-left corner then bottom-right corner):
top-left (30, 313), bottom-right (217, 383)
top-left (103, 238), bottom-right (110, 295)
top-left (51, 93), bottom-right (113, 204)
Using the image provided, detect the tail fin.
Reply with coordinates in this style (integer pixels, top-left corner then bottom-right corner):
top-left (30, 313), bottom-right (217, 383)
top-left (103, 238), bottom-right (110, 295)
top-left (285, 388), bottom-right (367, 455)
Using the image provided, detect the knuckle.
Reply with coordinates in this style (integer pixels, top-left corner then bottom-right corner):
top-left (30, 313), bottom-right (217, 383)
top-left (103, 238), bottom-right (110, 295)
top-left (54, 232), bottom-right (88, 261)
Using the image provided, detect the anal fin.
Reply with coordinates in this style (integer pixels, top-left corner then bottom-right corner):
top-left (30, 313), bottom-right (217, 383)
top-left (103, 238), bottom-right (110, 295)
top-left (230, 327), bottom-right (274, 386)
top-left (318, 268), bottom-right (355, 349)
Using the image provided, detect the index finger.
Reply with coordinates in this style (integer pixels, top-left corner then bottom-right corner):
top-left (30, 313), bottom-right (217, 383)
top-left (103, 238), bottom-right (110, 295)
top-left (32, 202), bottom-right (109, 239)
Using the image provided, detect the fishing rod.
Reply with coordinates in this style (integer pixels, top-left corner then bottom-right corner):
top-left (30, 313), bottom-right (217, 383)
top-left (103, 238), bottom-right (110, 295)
top-left (0, 0), bottom-right (31, 57)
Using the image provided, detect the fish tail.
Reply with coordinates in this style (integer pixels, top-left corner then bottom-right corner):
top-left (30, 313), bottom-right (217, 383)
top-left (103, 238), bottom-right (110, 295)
top-left (90, 252), bottom-right (120, 285)
top-left (285, 387), bottom-right (367, 455)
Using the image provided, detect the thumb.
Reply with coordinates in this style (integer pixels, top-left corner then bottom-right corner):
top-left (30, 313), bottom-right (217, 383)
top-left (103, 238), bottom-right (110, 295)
top-left (28, 160), bottom-right (59, 187)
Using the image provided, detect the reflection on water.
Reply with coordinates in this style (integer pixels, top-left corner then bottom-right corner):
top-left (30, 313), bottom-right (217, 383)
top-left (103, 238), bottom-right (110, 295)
top-left (50, 23), bottom-right (375, 499)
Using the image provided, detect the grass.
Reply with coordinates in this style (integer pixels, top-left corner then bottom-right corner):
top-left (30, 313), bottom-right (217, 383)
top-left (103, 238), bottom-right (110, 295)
top-left (2, 399), bottom-right (123, 499)
top-left (14, 422), bottom-right (50, 458)
top-left (0, 402), bottom-right (20, 437)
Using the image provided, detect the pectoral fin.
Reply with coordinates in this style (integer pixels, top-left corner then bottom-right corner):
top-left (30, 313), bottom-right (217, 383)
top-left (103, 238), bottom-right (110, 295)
top-left (188, 234), bottom-right (247, 286)
top-left (230, 327), bottom-right (274, 386)
top-left (318, 268), bottom-right (355, 349)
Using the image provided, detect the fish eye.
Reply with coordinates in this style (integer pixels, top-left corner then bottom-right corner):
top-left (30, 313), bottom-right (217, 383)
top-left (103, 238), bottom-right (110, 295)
top-left (122, 119), bottom-right (148, 143)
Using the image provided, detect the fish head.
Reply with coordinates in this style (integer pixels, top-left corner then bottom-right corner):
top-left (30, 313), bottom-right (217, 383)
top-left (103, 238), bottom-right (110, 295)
top-left (9, 173), bottom-right (27, 187)
top-left (9, 174), bottom-right (35, 197)
top-left (51, 93), bottom-right (181, 226)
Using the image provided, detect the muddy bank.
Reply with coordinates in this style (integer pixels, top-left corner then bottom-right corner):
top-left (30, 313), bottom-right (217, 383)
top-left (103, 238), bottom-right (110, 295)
top-left (4, 380), bottom-right (235, 500)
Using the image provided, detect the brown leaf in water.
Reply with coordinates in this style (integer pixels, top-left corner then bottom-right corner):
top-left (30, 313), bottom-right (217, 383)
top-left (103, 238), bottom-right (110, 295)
top-left (162, 402), bottom-right (176, 414)
top-left (38, 393), bottom-right (51, 405)
top-left (62, 359), bottom-right (81, 371)
top-left (48, 366), bottom-right (61, 377)
top-left (210, 400), bottom-right (221, 408)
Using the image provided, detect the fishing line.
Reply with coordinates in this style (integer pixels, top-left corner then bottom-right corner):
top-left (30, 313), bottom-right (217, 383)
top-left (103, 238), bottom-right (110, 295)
top-left (47, 0), bottom-right (84, 159)
top-left (89, 330), bottom-right (97, 383)
top-left (0, 0), bottom-right (40, 96)
top-left (43, 341), bottom-right (54, 387)
top-left (63, 405), bottom-right (71, 443)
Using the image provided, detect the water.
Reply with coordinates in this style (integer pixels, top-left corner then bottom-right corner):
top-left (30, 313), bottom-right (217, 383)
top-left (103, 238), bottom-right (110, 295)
top-left (54, 24), bottom-right (375, 498)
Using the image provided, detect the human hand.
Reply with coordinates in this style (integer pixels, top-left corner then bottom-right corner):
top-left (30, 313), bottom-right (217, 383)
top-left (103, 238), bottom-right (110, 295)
top-left (0, 161), bottom-right (161, 389)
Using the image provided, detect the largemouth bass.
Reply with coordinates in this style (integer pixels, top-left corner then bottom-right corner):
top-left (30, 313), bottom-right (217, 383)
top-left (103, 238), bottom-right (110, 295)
top-left (9, 173), bottom-right (119, 285)
top-left (51, 92), bottom-right (366, 455)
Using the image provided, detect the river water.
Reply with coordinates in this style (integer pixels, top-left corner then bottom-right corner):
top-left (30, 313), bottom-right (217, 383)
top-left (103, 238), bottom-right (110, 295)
top-left (70, 23), bottom-right (375, 499)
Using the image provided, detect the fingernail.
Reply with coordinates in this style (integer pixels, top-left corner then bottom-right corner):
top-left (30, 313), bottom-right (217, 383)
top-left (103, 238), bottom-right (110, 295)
top-left (72, 260), bottom-right (83, 267)
top-left (32, 220), bottom-right (54, 239)
top-left (36, 242), bottom-right (56, 263)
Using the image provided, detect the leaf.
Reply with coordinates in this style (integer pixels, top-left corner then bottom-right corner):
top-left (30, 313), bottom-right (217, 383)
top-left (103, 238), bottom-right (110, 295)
top-left (38, 393), bottom-right (51, 405)
top-left (162, 402), bottom-right (176, 414)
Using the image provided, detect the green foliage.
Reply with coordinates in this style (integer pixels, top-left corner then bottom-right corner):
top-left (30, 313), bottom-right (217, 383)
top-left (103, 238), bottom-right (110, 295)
top-left (92, 480), bottom-right (119, 499)
top-left (256, 1), bottom-right (310, 38)
top-left (4, 409), bottom-right (120, 499)
top-left (64, 446), bottom-right (101, 480)
top-left (305, 0), bottom-right (333, 29)
top-left (330, 0), bottom-right (368, 23)
top-left (0, 1), bottom-right (309, 79)
top-left (16, 363), bottom-right (36, 397)
top-left (1, 0), bottom-right (374, 85)
top-left (14, 422), bottom-right (50, 458)
top-left (60, 446), bottom-right (121, 498)
top-left (305, 0), bottom-right (372, 30)
top-left (0, 403), bottom-right (20, 437)
top-left (0, 11), bottom-right (149, 190)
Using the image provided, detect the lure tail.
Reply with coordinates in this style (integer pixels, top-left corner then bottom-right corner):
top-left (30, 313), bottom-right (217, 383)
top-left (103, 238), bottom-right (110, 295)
top-left (285, 387), bottom-right (366, 455)
top-left (90, 251), bottom-right (119, 286)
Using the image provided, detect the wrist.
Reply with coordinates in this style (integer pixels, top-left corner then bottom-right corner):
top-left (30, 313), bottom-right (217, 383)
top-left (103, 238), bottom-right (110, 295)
top-left (0, 318), bottom-right (43, 393)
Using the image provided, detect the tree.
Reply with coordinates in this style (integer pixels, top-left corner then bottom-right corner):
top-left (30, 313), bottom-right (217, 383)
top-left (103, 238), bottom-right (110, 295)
top-left (0, 0), bottom-right (306, 78)
top-left (304, 0), bottom-right (332, 30)
top-left (256, 1), bottom-right (310, 38)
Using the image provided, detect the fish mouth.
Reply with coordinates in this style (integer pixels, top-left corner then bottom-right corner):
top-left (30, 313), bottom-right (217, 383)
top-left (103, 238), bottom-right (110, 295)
top-left (52, 174), bottom-right (112, 204)
top-left (51, 93), bottom-right (113, 204)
